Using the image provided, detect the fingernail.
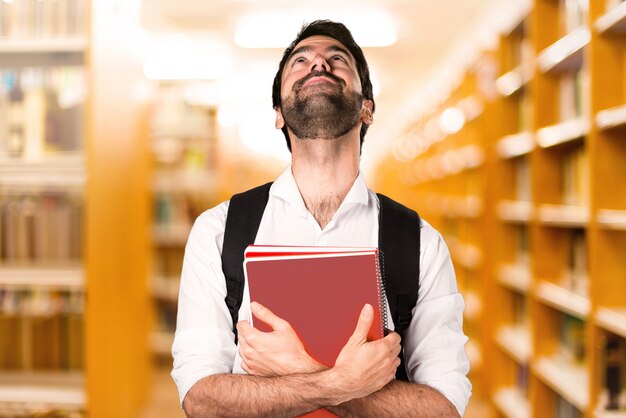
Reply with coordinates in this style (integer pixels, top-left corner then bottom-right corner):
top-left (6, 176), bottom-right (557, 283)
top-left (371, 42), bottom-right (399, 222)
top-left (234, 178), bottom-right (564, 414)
top-left (363, 304), bottom-right (373, 316)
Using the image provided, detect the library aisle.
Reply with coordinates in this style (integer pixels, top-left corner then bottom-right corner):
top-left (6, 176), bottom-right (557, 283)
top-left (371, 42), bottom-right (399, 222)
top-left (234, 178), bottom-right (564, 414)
top-left (2, 0), bottom-right (626, 417)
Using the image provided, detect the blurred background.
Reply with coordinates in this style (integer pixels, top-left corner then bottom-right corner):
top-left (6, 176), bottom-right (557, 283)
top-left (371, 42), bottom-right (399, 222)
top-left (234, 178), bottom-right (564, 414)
top-left (1, 0), bottom-right (626, 417)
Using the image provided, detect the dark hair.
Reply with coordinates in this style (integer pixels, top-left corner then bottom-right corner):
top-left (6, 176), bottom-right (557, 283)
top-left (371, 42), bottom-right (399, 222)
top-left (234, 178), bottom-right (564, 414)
top-left (272, 20), bottom-right (375, 152)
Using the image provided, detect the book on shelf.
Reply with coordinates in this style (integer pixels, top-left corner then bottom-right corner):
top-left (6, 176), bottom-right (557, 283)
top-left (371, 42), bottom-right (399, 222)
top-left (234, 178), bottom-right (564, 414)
top-left (599, 334), bottom-right (626, 411)
top-left (507, 30), bottom-right (533, 72)
top-left (559, 314), bottom-right (585, 364)
top-left (0, 67), bottom-right (86, 159)
top-left (0, 0), bottom-right (86, 39)
top-left (562, 229), bottom-right (588, 297)
top-left (513, 292), bottom-right (528, 328)
top-left (517, 90), bottom-right (532, 132)
top-left (558, 70), bottom-right (588, 122)
top-left (560, 146), bottom-right (589, 207)
top-left (0, 288), bottom-right (84, 370)
top-left (560, 0), bottom-right (588, 35)
top-left (556, 394), bottom-right (583, 418)
top-left (517, 362), bottom-right (530, 396)
top-left (0, 192), bottom-right (83, 263)
top-left (516, 225), bottom-right (530, 268)
top-left (244, 245), bottom-right (386, 418)
top-left (154, 193), bottom-right (192, 231)
top-left (515, 157), bottom-right (531, 202)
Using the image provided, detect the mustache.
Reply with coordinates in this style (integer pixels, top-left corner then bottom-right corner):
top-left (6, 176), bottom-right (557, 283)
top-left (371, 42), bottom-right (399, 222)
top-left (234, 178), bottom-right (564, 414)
top-left (294, 70), bottom-right (345, 91)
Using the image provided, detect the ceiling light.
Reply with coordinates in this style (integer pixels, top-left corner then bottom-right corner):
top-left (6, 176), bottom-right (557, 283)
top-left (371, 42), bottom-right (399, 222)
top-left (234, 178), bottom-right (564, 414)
top-left (144, 35), bottom-right (232, 80)
top-left (439, 107), bottom-right (465, 134)
top-left (235, 9), bottom-right (397, 48)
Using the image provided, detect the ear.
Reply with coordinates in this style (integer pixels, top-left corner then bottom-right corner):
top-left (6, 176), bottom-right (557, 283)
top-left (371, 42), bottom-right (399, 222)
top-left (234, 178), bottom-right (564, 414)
top-left (275, 107), bottom-right (285, 129)
top-left (361, 100), bottom-right (374, 125)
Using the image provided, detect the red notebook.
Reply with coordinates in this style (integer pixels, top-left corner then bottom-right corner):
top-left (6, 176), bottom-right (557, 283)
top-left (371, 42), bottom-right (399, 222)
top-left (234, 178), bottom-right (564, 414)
top-left (244, 245), bottom-right (387, 417)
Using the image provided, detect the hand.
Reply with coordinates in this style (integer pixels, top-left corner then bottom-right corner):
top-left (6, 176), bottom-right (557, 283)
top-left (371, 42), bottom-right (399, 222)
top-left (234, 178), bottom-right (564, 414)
top-left (331, 304), bottom-right (402, 401)
top-left (237, 301), bottom-right (326, 377)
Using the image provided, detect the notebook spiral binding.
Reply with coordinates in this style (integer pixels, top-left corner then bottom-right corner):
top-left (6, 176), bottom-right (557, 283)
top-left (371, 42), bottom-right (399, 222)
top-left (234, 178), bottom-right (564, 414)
top-left (376, 249), bottom-right (388, 336)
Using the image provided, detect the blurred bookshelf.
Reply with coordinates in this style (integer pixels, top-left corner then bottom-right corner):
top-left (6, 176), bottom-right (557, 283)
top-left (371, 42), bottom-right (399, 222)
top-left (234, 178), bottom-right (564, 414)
top-left (375, 0), bottom-right (626, 416)
top-left (0, 1), bottom-right (151, 417)
top-left (148, 82), bottom-right (220, 363)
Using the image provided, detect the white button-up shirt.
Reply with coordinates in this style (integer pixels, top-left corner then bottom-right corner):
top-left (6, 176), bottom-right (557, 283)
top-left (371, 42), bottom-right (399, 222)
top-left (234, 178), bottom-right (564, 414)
top-left (172, 166), bottom-right (472, 416)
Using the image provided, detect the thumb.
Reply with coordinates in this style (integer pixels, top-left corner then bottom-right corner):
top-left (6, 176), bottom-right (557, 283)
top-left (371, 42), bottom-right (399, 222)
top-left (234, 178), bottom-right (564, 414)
top-left (251, 301), bottom-right (289, 331)
top-left (349, 304), bottom-right (374, 344)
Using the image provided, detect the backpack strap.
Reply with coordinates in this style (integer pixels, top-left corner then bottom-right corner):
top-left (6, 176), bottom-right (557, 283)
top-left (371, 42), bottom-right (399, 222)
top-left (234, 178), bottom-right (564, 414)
top-left (377, 193), bottom-right (421, 381)
top-left (221, 182), bottom-right (273, 342)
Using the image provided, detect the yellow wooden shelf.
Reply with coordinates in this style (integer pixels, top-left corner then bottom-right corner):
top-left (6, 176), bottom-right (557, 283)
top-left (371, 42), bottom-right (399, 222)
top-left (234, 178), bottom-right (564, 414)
top-left (595, 410), bottom-right (626, 418)
top-left (0, 154), bottom-right (86, 190)
top-left (0, 37), bottom-right (88, 54)
top-left (533, 356), bottom-right (589, 412)
top-left (497, 264), bottom-right (532, 294)
top-left (597, 209), bottom-right (626, 230)
top-left (495, 325), bottom-right (532, 364)
top-left (537, 27), bottom-right (590, 73)
top-left (595, 307), bottom-right (626, 338)
top-left (496, 132), bottom-right (535, 159)
top-left (496, 65), bottom-right (533, 97)
top-left (0, 266), bottom-right (84, 290)
top-left (0, 2), bottom-right (152, 417)
top-left (498, 200), bottom-right (534, 223)
top-left (0, 371), bottom-right (85, 412)
top-left (537, 204), bottom-right (589, 227)
top-left (536, 116), bottom-right (589, 148)
top-left (462, 145), bottom-right (485, 171)
top-left (594, 2), bottom-right (626, 34)
top-left (596, 104), bottom-right (626, 131)
top-left (492, 387), bottom-right (531, 418)
top-left (457, 96), bottom-right (484, 123)
top-left (536, 281), bottom-right (590, 319)
top-left (376, 2), bottom-right (626, 416)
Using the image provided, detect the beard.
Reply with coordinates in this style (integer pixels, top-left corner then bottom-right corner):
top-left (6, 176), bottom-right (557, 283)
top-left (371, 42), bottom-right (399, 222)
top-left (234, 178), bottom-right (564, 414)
top-left (281, 71), bottom-right (363, 140)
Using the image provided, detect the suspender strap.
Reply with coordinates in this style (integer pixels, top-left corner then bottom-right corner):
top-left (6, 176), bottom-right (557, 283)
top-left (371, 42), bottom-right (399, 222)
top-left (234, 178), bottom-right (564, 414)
top-left (221, 182), bottom-right (273, 342)
top-left (377, 193), bottom-right (421, 381)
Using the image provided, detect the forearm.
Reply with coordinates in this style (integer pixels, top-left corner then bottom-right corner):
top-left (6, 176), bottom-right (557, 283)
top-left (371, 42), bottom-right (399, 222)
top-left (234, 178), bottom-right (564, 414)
top-left (328, 380), bottom-right (460, 418)
top-left (183, 371), bottom-right (344, 418)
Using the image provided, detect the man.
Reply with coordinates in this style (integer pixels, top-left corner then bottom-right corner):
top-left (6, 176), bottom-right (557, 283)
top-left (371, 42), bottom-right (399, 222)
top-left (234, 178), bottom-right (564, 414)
top-left (172, 20), bottom-right (471, 417)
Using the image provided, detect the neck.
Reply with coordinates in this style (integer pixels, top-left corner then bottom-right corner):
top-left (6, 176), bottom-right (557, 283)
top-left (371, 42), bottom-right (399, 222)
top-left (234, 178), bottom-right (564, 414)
top-left (290, 131), bottom-right (360, 229)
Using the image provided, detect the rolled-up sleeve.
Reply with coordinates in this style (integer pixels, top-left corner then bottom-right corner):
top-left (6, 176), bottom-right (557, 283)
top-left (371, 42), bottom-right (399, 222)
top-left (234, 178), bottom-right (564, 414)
top-left (171, 202), bottom-right (236, 406)
top-left (403, 221), bottom-right (472, 416)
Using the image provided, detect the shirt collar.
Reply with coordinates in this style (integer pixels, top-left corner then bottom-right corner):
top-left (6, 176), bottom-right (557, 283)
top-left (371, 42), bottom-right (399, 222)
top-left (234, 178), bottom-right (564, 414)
top-left (270, 165), bottom-right (370, 217)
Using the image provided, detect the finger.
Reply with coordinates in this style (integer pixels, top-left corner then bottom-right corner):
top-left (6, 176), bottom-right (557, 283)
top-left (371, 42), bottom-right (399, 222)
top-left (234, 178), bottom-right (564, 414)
top-left (394, 356), bottom-right (402, 370)
top-left (237, 320), bottom-right (263, 348)
top-left (251, 301), bottom-right (290, 331)
top-left (240, 359), bottom-right (251, 374)
top-left (392, 343), bottom-right (402, 358)
top-left (236, 320), bottom-right (252, 339)
top-left (383, 331), bottom-right (401, 348)
top-left (349, 304), bottom-right (374, 344)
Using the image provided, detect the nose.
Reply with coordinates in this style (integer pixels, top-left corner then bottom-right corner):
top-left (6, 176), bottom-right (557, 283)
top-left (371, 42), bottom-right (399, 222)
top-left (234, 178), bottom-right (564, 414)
top-left (310, 54), bottom-right (330, 73)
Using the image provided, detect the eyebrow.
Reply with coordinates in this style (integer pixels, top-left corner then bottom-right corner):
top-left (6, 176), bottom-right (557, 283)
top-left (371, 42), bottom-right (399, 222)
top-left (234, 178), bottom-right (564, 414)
top-left (287, 44), bottom-right (353, 64)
